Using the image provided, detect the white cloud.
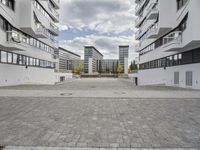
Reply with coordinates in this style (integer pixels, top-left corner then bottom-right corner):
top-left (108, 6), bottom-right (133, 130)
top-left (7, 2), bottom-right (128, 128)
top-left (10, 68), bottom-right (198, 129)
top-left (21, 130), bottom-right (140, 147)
top-left (59, 34), bottom-right (138, 60)
top-left (59, 0), bottom-right (136, 34)
top-left (58, 0), bottom-right (138, 60)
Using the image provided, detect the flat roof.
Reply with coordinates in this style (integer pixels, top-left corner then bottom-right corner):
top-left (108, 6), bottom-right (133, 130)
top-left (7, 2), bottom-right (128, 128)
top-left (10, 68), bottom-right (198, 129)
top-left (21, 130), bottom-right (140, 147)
top-left (119, 45), bottom-right (129, 48)
top-left (59, 47), bottom-right (81, 57)
top-left (84, 46), bottom-right (103, 57)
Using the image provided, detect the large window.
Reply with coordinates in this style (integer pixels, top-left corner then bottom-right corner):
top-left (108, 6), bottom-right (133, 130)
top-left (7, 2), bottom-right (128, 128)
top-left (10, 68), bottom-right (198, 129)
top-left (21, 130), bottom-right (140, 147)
top-left (140, 47), bottom-right (200, 70)
top-left (1, 51), bottom-right (7, 62)
top-left (0, 50), bottom-right (54, 69)
top-left (7, 52), bottom-right (12, 63)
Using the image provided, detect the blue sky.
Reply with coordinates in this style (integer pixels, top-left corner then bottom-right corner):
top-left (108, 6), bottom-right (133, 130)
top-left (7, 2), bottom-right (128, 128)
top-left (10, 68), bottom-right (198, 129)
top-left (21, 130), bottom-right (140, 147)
top-left (58, 0), bottom-right (138, 60)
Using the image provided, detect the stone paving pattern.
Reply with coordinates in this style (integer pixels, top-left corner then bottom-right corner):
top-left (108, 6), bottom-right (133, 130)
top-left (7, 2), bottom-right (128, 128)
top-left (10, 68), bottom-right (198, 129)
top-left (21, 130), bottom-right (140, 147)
top-left (0, 78), bottom-right (200, 149)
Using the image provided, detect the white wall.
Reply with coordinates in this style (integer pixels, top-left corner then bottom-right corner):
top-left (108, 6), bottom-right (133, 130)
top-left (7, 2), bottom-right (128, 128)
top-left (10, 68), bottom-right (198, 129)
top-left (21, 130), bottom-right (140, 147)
top-left (0, 64), bottom-right (55, 86)
top-left (138, 68), bottom-right (165, 85)
top-left (138, 63), bottom-right (200, 89)
top-left (165, 63), bottom-right (200, 89)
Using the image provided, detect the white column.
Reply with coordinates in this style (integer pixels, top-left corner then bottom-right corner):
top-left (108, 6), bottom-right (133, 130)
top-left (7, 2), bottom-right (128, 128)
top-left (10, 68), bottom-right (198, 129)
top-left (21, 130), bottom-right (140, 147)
top-left (124, 57), bottom-right (128, 74)
top-left (88, 58), bottom-right (93, 74)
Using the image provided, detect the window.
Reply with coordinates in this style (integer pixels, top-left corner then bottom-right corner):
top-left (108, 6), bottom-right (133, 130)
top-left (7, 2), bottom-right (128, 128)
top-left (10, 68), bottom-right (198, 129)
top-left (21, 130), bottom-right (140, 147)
top-left (30, 58), bottom-right (33, 66)
top-left (17, 55), bottom-right (22, 65)
top-left (7, 52), bottom-right (12, 63)
top-left (173, 55), bottom-right (178, 66)
top-left (1, 51), bottom-right (7, 62)
top-left (26, 57), bottom-right (29, 65)
top-left (13, 53), bottom-right (17, 64)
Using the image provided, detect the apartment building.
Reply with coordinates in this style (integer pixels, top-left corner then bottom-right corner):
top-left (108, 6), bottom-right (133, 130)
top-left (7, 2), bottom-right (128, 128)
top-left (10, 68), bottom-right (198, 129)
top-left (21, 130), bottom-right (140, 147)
top-left (100, 59), bottom-right (119, 73)
top-left (135, 0), bottom-right (200, 89)
top-left (55, 47), bottom-right (81, 72)
top-left (119, 45), bottom-right (129, 74)
top-left (84, 46), bottom-right (103, 73)
top-left (0, 0), bottom-right (59, 86)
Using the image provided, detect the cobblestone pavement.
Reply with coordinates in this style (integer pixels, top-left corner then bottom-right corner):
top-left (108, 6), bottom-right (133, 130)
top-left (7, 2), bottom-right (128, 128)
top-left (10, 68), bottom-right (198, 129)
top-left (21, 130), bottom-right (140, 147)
top-left (0, 78), bottom-right (200, 149)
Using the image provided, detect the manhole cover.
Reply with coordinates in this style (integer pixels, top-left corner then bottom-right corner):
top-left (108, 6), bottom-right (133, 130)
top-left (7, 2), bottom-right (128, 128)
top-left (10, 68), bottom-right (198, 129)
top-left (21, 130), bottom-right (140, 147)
top-left (60, 93), bottom-right (73, 96)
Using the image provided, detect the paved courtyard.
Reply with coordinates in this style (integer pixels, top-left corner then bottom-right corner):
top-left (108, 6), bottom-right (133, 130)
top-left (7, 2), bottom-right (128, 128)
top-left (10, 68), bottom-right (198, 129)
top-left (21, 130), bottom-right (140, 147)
top-left (0, 78), bottom-right (200, 150)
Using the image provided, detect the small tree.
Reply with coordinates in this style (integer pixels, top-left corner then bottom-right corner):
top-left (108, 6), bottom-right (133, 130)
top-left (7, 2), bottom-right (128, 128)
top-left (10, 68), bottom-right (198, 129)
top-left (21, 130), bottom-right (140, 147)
top-left (129, 60), bottom-right (138, 72)
top-left (117, 64), bottom-right (123, 74)
top-left (72, 62), bottom-right (83, 75)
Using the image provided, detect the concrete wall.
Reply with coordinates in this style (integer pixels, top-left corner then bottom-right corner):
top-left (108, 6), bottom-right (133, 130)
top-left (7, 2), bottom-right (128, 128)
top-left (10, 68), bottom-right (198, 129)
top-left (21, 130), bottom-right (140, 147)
top-left (0, 64), bottom-right (55, 86)
top-left (138, 63), bottom-right (200, 89)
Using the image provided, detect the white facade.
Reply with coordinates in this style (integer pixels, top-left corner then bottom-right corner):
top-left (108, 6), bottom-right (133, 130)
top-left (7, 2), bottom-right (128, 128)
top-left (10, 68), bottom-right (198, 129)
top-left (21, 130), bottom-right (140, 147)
top-left (0, 0), bottom-right (60, 86)
top-left (124, 58), bottom-right (129, 74)
top-left (135, 0), bottom-right (200, 89)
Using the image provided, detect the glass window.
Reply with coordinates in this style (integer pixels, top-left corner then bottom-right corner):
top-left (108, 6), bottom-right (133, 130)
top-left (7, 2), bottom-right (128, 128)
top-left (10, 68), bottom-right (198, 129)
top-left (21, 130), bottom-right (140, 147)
top-left (1, 51), bottom-right (7, 63)
top-left (7, 52), bottom-right (12, 63)
top-left (22, 56), bottom-right (26, 65)
top-left (174, 55), bottom-right (178, 66)
top-left (26, 57), bottom-right (29, 65)
top-left (17, 55), bottom-right (23, 65)
top-left (13, 53), bottom-right (17, 64)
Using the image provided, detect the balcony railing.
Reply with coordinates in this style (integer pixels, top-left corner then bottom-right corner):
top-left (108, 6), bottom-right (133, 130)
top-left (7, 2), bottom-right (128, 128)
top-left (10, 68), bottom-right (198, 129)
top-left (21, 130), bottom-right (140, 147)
top-left (50, 22), bottom-right (59, 34)
top-left (7, 30), bottom-right (55, 53)
top-left (135, 0), bottom-right (146, 14)
top-left (135, 29), bottom-right (142, 39)
top-left (7, 30), bottom-right (27, 44)
top-left (35, 23), bottom-right (50, 37)
top-left (146, 22), bottom-right (158, 37)
top-left (135, 15), bottom-right (143, 27)
top-left (146, 2), bottom-right (158, 20)
top-left (48, 3), bottom-right (59, 19)
top-left (163, 31), bottom-right (182, 45)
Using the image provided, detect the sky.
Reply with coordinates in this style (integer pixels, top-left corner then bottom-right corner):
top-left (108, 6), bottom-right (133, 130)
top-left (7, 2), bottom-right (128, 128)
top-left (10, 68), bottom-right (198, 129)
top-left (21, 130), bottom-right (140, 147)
top-left (58, 0), bottom-right (138, 60)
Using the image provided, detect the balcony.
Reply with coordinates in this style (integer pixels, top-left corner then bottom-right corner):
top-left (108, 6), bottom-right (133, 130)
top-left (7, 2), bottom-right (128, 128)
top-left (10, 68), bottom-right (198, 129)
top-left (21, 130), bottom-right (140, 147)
top-left (135, 43), bottom-right (141, 52)
top-left (135, 15), bottom-right (145, 28)
top-left (6, 31), bottom-right (28, 51)
top-left (39, 0), bottom-right (59, 9)
top-left (49, 22), bottom-right (59, 35)
top-left (48, 3), bottom-right (59, 22)
top-left (162, 31), bottom-right (183, 51)
top-left (50, 0), bottom-right (60, 9)
top-left (146, 22), bottom-right (158, 39)
top-left (146, 3), bottom-right (159, 20)
top-left (135, 29), bottom-right (142, 40)
top-left (6, 30), bottom-right (55, 53)
top-left (135, 0), bottom-right (146, 16)
top-left (35, 23), bottom-right (50, 38)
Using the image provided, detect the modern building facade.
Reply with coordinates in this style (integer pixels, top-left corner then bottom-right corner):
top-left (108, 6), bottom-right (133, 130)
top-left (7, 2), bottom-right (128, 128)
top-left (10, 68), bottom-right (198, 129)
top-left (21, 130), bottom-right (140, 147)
top-left (135, 0), bottom-right (200, 89)
top-left (119, 45), bottom-right (129, 73)
top-left (84, 46), bottom-right (103, 73)
top-left (100, 59), bottom-right (119, 73)
top-left (0, 0), bottom-right (59, 86)
top-left (55, 47), bottom-right (81, 72)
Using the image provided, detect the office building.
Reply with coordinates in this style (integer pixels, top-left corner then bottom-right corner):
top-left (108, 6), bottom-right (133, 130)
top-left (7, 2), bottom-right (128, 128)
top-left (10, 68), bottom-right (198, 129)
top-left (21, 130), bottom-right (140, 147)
top-left (0, 0), bottom-right (59, 86)
top-left (101, 59), bottom-right (119, 73)
top-left (119, 45), bottom-right (129, 73)
top-left (84, 46), bottom-right (103, 73)
top-left (135, 0), bottom-right (200, 89)
top-left (55, 47), bottom-right (81, 72)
